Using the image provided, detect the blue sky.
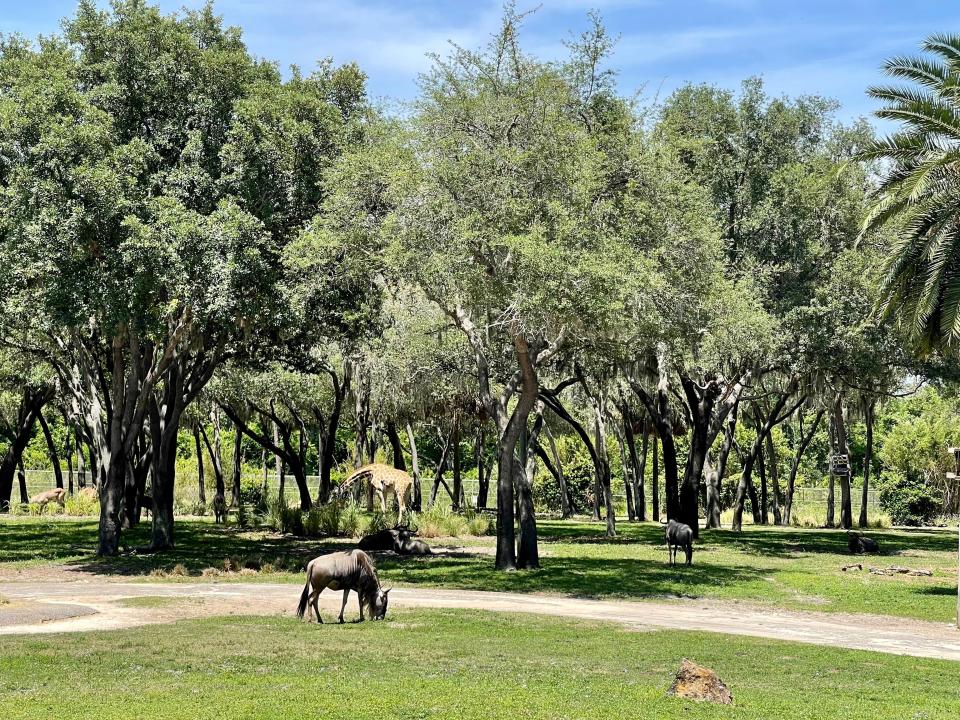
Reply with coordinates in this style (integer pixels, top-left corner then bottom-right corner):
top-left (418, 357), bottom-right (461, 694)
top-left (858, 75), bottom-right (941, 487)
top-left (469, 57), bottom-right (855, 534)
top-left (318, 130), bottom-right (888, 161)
top-left (2, 1), bottom-right (959, 126)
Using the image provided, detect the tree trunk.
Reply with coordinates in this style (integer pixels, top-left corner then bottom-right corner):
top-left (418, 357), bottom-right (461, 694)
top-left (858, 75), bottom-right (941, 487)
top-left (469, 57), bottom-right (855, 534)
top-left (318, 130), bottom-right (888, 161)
top-left (66, 432), bottom-right (75, 496)
top-left (231, 426), bottom-right (243, 508)
top-left (617, 428), bottom-right (635, 521)
top-left (495, 335), bottom-right (540, 571)
top-left (386, 421), bottom-right (407, 471)
top-left (834, 394), bottom-right (853, 530)
top-left (319, 366), bottom-right (348, 504)
top-left (452, 417), bottom-right (463, 511)
top-left (406, 422), bottom-right (422, 511)
top-left (475, 425), bottom-right (487, 511)
top-left (705, 457), bottom-right (721, 529)
top-left (652, 435), bottom-right (660, 523)
top-left (429, 428), bottom-right (453, 507)
top-left (707, 404), bottom-right (737, 529)
top-left (859, 398), bottom-right (875, 528)
top-left (37, 414), bottom-right (63, 490)
top-left (76, 429), bottom-right (87, 489)
top-left (199, 420), bottom-right (226, 500)
top-left (150, 365), bottom-right (188, 552)
top-left (784, 408), bottom-right (824, 525)
top-left (766, 432), bottom-right (782, 525)
top-left (623, 409), bottom-right (645, 521)
top-left (0, 387), bottom-right (50, 510)
top-left (193, 423), bottom-right (206, 505)
top-left (516, 402), bottom-right (544, 570)
top-left (543, 424), bottom-right (570, 518)
top-left (592, 403), bottom-right (616, 537)
top-left (17, 458), bottom-right (28, 504)
top-left (757, 440), bottom-right (768, 525)
top-left (827, 412), bottom-right (836, 528)
top-left (731, 389), bottom-right (799, 532)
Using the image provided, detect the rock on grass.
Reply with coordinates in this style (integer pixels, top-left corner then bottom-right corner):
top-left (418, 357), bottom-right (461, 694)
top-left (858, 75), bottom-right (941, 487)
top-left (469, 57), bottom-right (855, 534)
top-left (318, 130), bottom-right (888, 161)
top-left (667, 658), bottom-right (733, 705)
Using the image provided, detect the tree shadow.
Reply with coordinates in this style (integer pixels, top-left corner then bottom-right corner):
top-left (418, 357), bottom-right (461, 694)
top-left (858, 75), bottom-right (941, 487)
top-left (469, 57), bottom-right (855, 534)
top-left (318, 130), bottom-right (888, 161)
top-left (535, 520), bottom-right (957, 558)
top-left (373, 553), bottom-right (768, 599)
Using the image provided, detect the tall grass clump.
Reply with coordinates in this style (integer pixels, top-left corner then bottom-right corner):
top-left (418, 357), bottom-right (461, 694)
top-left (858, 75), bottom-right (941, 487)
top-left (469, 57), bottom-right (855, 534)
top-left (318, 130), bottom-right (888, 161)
top-left (412, 504), bottom-right (468, 538)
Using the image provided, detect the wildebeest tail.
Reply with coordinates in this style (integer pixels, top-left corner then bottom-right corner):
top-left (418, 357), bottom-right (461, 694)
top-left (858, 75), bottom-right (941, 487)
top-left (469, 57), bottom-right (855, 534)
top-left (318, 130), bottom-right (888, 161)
top-left (296, 575), bottom-right (311, 619)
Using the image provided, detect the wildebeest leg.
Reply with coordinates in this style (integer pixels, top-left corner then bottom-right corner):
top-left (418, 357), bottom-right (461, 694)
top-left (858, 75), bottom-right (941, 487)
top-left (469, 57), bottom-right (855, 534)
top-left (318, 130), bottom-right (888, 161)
top-left (338, 589), bottom-right (350, 624)
top-left (686, 544), bottom-right (692, 566)
top-left (357, 592), bottom-right (365, 622)
top-left (311, 587), bottom-right (323, 624)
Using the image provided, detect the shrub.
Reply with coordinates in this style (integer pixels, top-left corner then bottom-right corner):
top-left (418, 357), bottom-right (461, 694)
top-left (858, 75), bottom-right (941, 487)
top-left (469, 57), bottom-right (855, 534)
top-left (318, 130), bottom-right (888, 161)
top-left (239, 476), bottom-right (266, 513)
top-left (339, 503), bottom-right (365, 538)
top-left (878, 470), bottom-right (939, 526)
top-left (63, 494), bottom-right (100, 517)
top-left (465, 509), bottom-right (494, 536)
top-left (266, 499), bottom-right (302, 535)
top-left (367, 511), bottom-right (390, 535)
top-left (235, 500), bottom-right (251, 529)
top-left (412, 504), bottom-right (468, 537)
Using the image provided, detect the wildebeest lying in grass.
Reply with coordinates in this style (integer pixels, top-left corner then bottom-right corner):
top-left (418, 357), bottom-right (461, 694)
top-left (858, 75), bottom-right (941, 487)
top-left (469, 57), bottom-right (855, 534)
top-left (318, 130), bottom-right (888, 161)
top-left (848, 531), bottom-right (880, 554)
top-left (665, 519), bottom-right (694, 566)
top-left (297, 549), bottom-right (391, 624)
top-left (359, 528), bottom-right (432, 555)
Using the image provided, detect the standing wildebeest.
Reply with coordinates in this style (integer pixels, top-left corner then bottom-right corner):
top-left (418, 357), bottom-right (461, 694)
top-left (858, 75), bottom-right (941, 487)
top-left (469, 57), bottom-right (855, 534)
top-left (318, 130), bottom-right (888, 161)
top-left (296, 549), bottom-right (391, 624)
top-left (665, 519), bottom-right (694, 566)
top-left (212, 492), bottom-right (227, 524)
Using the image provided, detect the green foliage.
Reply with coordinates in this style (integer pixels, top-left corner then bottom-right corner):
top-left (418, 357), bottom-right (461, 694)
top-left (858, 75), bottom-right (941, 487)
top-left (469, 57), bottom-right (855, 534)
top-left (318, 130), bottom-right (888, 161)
top-left (239, 476), bottom-right (265, 513)
top-left (861, 34), bottom-right (960, 349)
top-left (877, 470), bottom-right (939, 526)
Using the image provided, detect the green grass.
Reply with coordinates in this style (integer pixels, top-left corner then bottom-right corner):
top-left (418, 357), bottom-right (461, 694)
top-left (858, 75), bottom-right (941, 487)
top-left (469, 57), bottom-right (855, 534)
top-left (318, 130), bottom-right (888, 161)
top-left (1, 516), bottom-right (956, 622)
top-left (0, 610), bottom-right (957, 719)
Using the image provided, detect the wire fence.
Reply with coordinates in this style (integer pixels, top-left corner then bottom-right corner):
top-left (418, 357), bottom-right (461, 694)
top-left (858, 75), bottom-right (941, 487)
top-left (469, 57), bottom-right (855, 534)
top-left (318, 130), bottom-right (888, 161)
top-left (16, 468), bottom-right (880, 516)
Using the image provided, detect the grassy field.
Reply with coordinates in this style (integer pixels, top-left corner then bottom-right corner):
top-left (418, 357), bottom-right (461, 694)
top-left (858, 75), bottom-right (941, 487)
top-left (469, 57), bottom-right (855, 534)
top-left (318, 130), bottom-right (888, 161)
top-left (1, 609), bottom-right (959, 719)
top-left (1, 516), bottom-right (956, 622)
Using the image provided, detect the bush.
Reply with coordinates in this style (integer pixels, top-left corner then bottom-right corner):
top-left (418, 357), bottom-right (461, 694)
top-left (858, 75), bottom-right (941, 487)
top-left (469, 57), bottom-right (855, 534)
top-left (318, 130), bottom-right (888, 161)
top-left (339, 503), bottom-right (365, 538)
top-left (465, 508), bottom-right (494, 536)
top-left (267, 499), bottom-right (303, 535)
top-left (240, 476), bottom-right (266, 513)
top-left (63, 494), bottom-right (99, 517)
top-left (235, 500), bottom-right (251, 529)
top-left (878, 470), bottom-right (939, 526)
top-left (411, 504), bottom-right (468, 537)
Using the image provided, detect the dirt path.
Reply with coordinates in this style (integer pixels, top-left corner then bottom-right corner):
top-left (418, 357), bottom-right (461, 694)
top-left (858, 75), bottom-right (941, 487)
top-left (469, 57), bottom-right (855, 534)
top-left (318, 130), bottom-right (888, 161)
top-left (2, 578), bottom-right (959, 660)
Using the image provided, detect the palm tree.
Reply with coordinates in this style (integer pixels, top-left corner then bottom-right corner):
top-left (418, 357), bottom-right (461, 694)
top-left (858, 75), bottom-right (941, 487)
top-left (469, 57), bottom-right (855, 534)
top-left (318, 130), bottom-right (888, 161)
top-left (862, 34), bottom-right (960, 351)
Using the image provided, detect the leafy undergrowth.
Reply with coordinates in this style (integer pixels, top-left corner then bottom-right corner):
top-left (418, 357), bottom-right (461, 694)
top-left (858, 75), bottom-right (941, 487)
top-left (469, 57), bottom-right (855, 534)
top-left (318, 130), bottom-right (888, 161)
top-left (1, 609), bottom-right (958, 719)
top-left (1, 517), bottom-right (956, 622)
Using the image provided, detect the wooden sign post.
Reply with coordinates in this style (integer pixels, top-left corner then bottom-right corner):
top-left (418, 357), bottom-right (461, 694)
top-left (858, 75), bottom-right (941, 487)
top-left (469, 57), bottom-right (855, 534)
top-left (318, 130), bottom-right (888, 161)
top-left (947, 447), bottom-right (960, 629)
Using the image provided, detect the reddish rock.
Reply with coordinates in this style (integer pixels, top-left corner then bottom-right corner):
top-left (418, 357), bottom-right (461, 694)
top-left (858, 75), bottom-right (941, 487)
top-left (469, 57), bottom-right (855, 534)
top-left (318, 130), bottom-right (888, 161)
top-left (667, 658), bottom-right (733, 704)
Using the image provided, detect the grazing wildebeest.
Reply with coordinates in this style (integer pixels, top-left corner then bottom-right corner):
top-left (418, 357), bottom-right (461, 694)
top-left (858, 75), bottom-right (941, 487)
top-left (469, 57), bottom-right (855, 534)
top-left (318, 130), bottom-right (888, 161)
top-left (212, 492), bottom-right (227, 524)
top-left (665, 519), bottom-right (694, 566)
top-left (296, 549), bottom-right (390, 624)
top-left (30, 488), bottom-right (66, 512)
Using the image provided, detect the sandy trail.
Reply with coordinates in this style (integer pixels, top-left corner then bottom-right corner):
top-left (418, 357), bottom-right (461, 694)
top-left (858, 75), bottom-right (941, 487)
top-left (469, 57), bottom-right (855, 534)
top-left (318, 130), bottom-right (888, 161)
top-left (2, 578), bottom-right (959, 660)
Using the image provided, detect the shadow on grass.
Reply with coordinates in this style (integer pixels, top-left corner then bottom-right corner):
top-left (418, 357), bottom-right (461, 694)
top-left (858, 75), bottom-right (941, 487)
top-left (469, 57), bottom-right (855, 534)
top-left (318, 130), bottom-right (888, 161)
top-left (373, 552), bottom-right (767, 599)
top-left (535, 520), bottom-right (958, 558)
top-left (913, 585), bottom-right (958, 597)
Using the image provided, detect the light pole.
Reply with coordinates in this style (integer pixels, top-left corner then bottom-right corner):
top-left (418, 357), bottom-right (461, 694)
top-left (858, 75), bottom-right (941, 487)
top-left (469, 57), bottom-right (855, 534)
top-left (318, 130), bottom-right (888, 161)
top-left (946, 447), bottom-right (960, 629)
